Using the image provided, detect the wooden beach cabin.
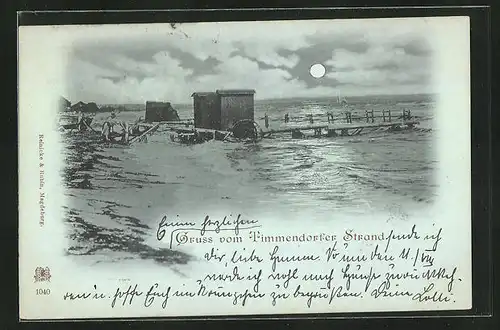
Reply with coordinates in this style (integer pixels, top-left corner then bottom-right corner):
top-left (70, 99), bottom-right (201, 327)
top-left (191, 89), bottom-right (256, 131)
top-left (59, 97), bottom-right (71, 112)
top-left (145, 101), bottom-right (180, 122)
top-left (191, 92), bottom-right (220, 129)
top-left (70, 101), bottom-right (100, 113)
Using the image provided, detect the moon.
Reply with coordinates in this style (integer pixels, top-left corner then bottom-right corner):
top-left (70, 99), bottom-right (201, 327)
top-left (309, 63), bottom-right (326, 78)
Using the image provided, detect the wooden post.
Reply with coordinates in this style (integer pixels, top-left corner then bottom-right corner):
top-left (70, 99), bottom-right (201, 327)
top-left (382, 110), bottom-right (386, 122)
top-left (122, 123), bottom-right (129, 144)
top-left (128, 123), bottom-right (160, 144)
top-left (101, 122), bottom-right (110, 141)
top-left (365, 110), bottom-right (369, 123)
top-left (371, 110), bottom-right (375, 123)
top-left (346, 112), bottom-right (352, 124)
top-left (223, 131), bottom-right (231, 141)
top-left (292, 129), bottom-right (304, 139)
top-left (388, 110), bottom-right (392, 122)
top-left (82, 119), bottom-right (97, 133)
top-left (327, 129), bottom-right (337, 137)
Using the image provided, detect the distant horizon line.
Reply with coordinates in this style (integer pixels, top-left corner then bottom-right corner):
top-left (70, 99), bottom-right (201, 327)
top-left (77, 92), bottom-right (436, 106)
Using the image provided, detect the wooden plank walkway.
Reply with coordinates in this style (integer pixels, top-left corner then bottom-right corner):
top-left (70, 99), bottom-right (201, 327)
top-left (124, 109), bottom-right (420, 142)
top-left (138, 119), bottom-right (420, 140)
top-left (262, 120), bottom-right (420, 135)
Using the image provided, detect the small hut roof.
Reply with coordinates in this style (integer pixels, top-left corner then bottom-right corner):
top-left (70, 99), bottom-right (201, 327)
top-left (60, 96), bottom-right (71, 105)
top-left (216, 89), bottom-right (256, 95)
top-left (146, 101), bottom-right (171, 104)
top-left (70, 101), bottom-right (100, 113)
top-left (191, 92), bottom-right (217, 97)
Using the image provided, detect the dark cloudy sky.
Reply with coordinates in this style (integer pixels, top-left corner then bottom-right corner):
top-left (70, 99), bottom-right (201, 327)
top-left (66, 19), bottom-right (434, 104)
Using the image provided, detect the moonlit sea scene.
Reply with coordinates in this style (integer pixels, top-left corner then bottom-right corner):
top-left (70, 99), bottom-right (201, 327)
top-left (61, 94), bottom-right (436, 266)
top-left (59, 19), bottom-right (438, 268)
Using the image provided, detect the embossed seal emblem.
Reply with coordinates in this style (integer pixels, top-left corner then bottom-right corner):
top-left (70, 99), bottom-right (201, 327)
top-left (34, 267), bottom-right (51, 282)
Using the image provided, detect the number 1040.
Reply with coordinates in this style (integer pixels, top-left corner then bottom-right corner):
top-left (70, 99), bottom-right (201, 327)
top-left (36, 288), bottom-right (50, 295)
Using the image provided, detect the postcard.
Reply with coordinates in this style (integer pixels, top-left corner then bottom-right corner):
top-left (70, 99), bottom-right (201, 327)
top-left (18, 16), bottom-right (472, 320)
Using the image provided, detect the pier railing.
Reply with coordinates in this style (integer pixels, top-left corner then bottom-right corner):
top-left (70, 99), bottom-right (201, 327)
top-left (261, 109), bottom-right (419, 138)
top-left (264, 109), bottom-right (414, 127)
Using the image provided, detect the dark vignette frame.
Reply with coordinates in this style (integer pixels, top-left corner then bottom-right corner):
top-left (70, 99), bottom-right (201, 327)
top-left (10, 4), bottom-right (495, 330)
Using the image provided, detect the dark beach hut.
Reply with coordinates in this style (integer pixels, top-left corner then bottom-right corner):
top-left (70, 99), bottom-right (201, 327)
top-left (191, 92), bottom-right (220, 129)
top-left (59, 97), bottom-right (71, 112)
top-left (70, 101), bottom-right (100, 113)
top-left (191, 89), bottom-right (256, 131)
top-left (145, 101), bottom-right (181, 122)
top-left (216, 89), bottom-right (255, 131)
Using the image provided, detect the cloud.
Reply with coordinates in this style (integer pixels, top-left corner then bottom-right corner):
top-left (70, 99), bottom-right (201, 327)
top-left (324, 41), bottom-right (431, 88)
top-left (67, 51), bottom-right (342, 103)
top-left (66, 19), bottom-right (435, 104)
top-left (326, 68), bottom-right (430, 87)
top-left (326, 46), bottom-right (426, 70)
top-left (397, 40), bottom-right (432, 56)
top-left (230, 34), bottom-right (308, 69)
top-left (193, 56), bottom-right (296, 95)
top-left (185, 55), bottom-right (324, 100)
top-left (236, 45), bottom-right (300, 69)
top-left (67, 50), bottom-right (194, 104)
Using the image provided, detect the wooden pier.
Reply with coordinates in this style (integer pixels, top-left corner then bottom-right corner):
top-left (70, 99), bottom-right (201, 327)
top-left (97, 108), bottom-right (420, 145)
top-left (262, 120), bottom-right (420, 138)
top-left (261, 109), bottom-right (419, 138)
